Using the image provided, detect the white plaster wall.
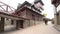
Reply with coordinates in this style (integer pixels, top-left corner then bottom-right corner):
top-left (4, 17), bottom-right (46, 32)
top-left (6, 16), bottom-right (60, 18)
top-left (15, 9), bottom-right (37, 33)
top-left (53, 16), bottom-right (57, 25)
top-left (56, 5), bottom-right (60, 25)
top-left (57, 5), bottom-right (60, 12)
top-left (13, 20), bottom-right (16, 27)
top-left (58, 11), bottom-right (60, 25)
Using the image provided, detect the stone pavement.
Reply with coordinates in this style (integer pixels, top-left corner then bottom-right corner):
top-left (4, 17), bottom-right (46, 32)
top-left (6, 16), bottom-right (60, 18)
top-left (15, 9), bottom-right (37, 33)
top-left (1, 22), bottom-right (60, 34)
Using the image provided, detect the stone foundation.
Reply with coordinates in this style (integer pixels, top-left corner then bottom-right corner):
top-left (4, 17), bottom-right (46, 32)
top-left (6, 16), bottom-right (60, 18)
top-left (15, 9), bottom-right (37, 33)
top-left (30, 20), bottom-right (35, 26)
top-left (35, 21), bottom-right (44, 25)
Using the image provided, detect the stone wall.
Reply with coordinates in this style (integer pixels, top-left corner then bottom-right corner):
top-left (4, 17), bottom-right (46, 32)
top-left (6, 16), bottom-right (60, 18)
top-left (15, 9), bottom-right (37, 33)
top-left (23, 20), bottom-right (30, 28)
top-left (23, 19), bottom-right (44, 28)
top-left (35, 20), bottom-right (44, 25)
top-left (29, 20), bottom-right (35, 26)
top-left (23, 19), bottom-right (35, 28)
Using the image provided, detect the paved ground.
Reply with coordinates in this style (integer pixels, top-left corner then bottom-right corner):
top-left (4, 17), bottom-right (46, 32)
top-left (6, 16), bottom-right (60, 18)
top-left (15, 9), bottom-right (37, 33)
top-left (1, 22), bottom-right (60, 34)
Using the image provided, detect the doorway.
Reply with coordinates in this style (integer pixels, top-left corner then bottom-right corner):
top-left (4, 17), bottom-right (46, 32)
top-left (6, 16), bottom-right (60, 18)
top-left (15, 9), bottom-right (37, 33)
top-left (16, 20), bottom-right (23, 29)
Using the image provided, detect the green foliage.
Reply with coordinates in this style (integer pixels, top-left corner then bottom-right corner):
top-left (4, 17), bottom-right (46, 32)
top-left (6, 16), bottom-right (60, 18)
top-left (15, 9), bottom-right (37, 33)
top-left (42, 12), bottom-right (47, 17)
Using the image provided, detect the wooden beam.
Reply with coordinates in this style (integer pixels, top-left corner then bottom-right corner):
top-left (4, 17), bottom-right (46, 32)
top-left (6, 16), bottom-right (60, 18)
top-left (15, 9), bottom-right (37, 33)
top-left (6, 6), bottom-right (8, 12)
top-left (9, 7), bottom-right (14, 11)
top-left (0, 1), bottom-right (16, 10)
top-left (0, 6), bottom-right (5, 11)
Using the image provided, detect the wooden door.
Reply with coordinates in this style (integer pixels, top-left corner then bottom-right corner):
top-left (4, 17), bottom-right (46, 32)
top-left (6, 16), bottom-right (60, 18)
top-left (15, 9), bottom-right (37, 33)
top-left (16, 20), bottom-right (23, 29)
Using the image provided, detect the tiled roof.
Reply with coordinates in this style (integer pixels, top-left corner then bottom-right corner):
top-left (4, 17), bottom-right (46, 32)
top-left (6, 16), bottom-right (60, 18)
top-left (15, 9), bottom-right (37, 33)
top-left (16, 1), bottom-right (43, 13)
top-left (34, 0), bottom-right (44, 5)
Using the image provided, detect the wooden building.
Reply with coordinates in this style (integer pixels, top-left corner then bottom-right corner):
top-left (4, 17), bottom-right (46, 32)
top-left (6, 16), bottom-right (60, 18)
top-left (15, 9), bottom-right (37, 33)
top-left (51, 0), bottom-right (60, 31)
top-left (0, 0), bottom-right (44, 32)
top-left (13, 1), bottom-right (44, 28)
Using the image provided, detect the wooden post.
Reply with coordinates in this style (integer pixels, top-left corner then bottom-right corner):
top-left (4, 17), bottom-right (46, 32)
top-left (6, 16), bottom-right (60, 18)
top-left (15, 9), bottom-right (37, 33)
top-left (0, 17), bottom-right (4, 32)
top-left (16, 20), bottom-right (19, 29)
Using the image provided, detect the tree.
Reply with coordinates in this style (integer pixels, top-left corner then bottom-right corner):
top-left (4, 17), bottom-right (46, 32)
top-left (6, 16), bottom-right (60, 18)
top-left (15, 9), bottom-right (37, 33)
top-left (42, 12), bottom-right (47, 17)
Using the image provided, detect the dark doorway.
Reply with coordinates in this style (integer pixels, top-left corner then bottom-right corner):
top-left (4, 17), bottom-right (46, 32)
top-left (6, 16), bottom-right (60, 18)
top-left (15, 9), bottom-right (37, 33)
top-left (11, 20), bottom-right (14, 25)
top-left (16, 20), bottom-right (23, 29)
top-left (19, 20), bottom-right (23, 28)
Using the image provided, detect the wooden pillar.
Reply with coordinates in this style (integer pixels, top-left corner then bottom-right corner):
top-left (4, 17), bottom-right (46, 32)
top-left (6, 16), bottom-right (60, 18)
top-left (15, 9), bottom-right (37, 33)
top-left (0, 17), bottom-right (4, 32)
top-left (16, 20), bottom-right (19, 29)
top-left (54, 6), bottom-right (58, 25)
top-left (11, 20), bottom-right (14, 25)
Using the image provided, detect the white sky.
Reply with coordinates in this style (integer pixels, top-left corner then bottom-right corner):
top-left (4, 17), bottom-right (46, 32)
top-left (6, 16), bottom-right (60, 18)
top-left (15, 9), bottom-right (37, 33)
top-left (0, 0), bottom-right (54, 19)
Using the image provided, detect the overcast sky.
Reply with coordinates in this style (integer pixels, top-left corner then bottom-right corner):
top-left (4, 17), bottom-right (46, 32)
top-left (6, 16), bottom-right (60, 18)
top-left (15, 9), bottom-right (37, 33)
top-left (0, 0), bottom-right (54, 19)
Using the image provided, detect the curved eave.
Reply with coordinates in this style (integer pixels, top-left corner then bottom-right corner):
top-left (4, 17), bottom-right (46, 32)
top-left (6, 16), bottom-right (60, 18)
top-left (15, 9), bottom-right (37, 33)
top-left (34, 0), bottom-right (44, 5)
top-left (52, 0), bottom-right (57, 4)
top-left (52, 0), bottom-right (60, 7)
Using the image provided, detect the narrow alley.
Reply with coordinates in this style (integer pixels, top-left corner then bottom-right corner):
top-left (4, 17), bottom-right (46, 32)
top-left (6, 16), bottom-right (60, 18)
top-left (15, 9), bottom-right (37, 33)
top-left (2, 22), bottom-right (60, 34)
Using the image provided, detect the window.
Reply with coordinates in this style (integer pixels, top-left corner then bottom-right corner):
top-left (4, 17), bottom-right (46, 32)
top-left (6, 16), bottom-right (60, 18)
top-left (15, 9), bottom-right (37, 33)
top-left (6, 18), bottom-right (9, 20)
top-left (11, 20), bottom-right (14, 25)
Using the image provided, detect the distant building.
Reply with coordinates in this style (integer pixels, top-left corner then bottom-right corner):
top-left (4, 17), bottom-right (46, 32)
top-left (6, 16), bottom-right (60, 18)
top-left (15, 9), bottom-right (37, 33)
top-left (52, 0), bottom-right (60, 31)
